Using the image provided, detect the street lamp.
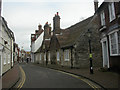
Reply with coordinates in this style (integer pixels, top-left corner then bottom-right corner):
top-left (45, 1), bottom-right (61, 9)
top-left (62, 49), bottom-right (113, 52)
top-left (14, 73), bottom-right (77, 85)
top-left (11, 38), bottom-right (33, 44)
top-left (87, 29), bottom-right (93, 74)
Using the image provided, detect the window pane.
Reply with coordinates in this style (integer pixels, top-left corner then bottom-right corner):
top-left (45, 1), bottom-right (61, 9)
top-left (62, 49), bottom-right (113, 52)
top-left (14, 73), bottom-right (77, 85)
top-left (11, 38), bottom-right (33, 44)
top-left (64, 50), bottom-right (69, 61)
top-left (110, 33), bottom-right (117, 54)
top-left (57, 52), bottom-right (59, 61)
top-left (109, 2), bottom-right (115, 22)
top-left (101, 11), bottom-right (105, 26)
top-left (4, 53), bottom-right (6, 64)
top-left (8, 54), bottom-right (10, 63)
top-left (40, 54), bottom-right (41, 60)
top-left (44, 53), bottom-right (46, 61)
top-left (48, 52), bottom-right (50, 61)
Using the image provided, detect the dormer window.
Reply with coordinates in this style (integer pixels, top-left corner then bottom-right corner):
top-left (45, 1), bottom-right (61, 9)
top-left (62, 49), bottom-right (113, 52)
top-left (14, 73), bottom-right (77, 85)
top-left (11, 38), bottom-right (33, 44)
top-left (108, 2), bottom-right (116, 22)
top-left (100, 11), bottom-right (105, 26)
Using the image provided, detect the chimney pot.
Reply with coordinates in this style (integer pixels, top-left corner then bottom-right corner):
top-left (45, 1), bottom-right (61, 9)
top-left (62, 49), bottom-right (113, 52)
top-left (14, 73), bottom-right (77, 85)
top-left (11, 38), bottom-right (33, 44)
top-left (46, 22), bottom-right (48, 24)
top-left (38, 24), bottom-right (42, 30)
top-left (57, 12), bottom-right (59, 15)
top-left (94, 0), bottom-right (98, 12)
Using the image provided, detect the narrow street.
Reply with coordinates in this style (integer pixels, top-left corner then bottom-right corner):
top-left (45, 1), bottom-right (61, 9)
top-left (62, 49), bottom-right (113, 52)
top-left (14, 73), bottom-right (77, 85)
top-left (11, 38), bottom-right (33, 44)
top-left (15, 63), bottom-right (100, 89)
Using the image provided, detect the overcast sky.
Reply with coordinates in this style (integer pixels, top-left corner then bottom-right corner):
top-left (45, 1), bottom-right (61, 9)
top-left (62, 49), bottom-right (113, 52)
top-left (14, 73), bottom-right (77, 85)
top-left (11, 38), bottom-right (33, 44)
top-left (2, 0), bottom-right (104, 51)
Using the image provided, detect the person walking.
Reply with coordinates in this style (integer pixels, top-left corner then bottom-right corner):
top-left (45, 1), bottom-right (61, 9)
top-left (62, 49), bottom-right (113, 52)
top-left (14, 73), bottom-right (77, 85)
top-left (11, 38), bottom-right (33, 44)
top-left (26, 57), bottom-right (29, 63)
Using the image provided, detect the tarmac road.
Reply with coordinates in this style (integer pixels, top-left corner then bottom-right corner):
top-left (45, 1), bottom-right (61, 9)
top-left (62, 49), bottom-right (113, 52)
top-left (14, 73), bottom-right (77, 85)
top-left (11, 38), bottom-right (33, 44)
top-left (17, 63), bottom-right (100, 89)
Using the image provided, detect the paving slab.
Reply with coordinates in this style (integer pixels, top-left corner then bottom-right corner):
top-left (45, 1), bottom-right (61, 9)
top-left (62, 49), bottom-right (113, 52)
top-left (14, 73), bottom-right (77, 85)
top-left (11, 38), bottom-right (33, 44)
top-left (2, 64), bottom-right (20, 89)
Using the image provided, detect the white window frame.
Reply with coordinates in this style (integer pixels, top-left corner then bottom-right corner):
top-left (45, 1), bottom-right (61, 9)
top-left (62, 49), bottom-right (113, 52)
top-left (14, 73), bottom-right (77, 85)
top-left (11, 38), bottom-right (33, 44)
top-left (40, 53), bottom-right (41, 61)
top-left (100, 11), bottom-right (106, 26)
top-left (109, 30), bottom-right (120, 56)
top-left (108, 2), bottom-right (116, 22)
top-left (48, 52), bottom-right (50, 61)
top-left (4, 53), bottom-right (6, 65)
top-left (64, 50), bottom-right (70, 61)
top-left (8, 53), bottom-right (10, 64)
top-left (56, 51), bottom-right (60, 61)
top-left (44, 53), bottom-right (46, 61)
top-left (101, 37), bottom-right (110, 68)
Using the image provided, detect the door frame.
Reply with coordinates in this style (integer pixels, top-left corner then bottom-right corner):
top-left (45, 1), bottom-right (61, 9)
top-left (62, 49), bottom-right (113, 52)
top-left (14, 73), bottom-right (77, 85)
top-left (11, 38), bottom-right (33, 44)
top-left (101, 37), bottom-right (110, 68)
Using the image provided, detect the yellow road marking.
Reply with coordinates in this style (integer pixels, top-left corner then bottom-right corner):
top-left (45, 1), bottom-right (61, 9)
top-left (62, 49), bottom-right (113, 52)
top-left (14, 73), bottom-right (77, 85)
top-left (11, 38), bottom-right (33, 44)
top-left (17, 66), bottom-right (26, 89)
top-left (19, 67), bottom-right (26, 89)
top-left (17, 67), bottom-right (23, 88)
top-left (54, 69), bottom-right (99, 90)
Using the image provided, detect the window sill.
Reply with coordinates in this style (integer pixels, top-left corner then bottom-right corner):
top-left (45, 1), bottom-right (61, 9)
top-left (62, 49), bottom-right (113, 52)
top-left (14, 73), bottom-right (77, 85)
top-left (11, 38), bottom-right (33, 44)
top-left (99, 25), bottom-right (106, 32)
top-left (64, 59), bottom-right (69, 61)
top-left (57, 59), bottom-right (60, 61)
top-left (4, 63), bottom-right (6, 65)
top-left (110, 54), bottom-right (120, 56)
top-left (109, 18), bottom-right (116, 23)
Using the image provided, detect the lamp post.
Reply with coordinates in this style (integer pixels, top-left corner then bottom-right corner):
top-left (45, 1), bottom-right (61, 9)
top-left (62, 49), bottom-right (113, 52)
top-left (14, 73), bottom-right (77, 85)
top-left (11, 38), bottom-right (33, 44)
top-left (87, 29), bottom-right (93, 74)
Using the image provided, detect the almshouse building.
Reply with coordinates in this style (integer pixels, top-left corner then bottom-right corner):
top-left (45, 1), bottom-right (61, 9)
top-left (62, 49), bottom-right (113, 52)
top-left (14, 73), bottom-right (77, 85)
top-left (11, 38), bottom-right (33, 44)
top-left (31, 11), bottom-right (102, 69)
top-left (48, 12), bottom-right (102, 68)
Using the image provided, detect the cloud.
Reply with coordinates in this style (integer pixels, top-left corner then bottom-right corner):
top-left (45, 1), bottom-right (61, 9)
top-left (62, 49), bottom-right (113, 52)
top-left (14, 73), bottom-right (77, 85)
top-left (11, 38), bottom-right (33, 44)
top-left (2, 1), bottom-right (105, 51)
top-left (3, 0), bottom-right (105, 3)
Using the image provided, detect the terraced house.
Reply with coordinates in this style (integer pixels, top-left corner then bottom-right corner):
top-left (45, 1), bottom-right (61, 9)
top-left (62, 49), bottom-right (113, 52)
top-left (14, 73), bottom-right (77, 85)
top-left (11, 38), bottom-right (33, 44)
top-left (0, 0), bottom-right (2, 76)
top-left (96, 1), bottom-right (120, 71)
top-left (31, 11), bottom-right (102, 68)
top-left (0, 17), bottom-right (15, 75)
top-left (31, 24), bottom-right (44, 63)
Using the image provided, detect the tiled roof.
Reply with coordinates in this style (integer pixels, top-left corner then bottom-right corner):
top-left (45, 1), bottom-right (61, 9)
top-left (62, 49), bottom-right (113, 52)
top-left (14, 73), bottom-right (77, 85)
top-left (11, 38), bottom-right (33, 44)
top-left (36, 29), bottom-right (43, 35)
top-left (56, 16), bottom-right (93, 48)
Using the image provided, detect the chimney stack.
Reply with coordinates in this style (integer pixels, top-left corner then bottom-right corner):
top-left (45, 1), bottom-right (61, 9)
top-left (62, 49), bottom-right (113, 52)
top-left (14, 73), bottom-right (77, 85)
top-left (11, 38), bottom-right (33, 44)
top-left (44, 22), bottom-right (51, 39)
top-left (94, 0), bottom-right (98, 12)
top-left (38, 24), bottom-right (42, 31)
top-left (53, 12), bottom-right (61, 34)
top-left (35, 30), bottom-right (38, 34)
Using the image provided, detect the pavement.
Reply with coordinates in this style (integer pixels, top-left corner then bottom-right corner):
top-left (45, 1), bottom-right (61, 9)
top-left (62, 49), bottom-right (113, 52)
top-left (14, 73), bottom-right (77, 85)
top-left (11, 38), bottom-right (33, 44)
top-left (34, 63), bottom-right (120, 89)
top-left (2, 63), bottom-right (20, 89)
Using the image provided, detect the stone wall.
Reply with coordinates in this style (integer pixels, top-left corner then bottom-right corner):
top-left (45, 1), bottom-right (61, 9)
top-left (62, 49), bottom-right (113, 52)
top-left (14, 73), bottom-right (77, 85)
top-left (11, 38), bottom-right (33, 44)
top-left (74, 15), bottom-right (102, 68)
top-left (34, 53), bottom-right (40, 64)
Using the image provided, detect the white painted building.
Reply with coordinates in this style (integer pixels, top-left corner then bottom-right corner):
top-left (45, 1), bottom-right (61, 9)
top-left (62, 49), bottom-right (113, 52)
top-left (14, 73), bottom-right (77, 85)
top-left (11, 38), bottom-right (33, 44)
top-left (1, 17), bottom-right (15, 75)
top-left (0, 1), bottom-right (2, 89)
top-left (14, 43), bottom-right (18, 63)
top-left (31, 32), bottom-right (44, 62)
top-left (0, 8), bottom-right (2, 77)
top-left (31, 27), bottom-right (44, 63)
